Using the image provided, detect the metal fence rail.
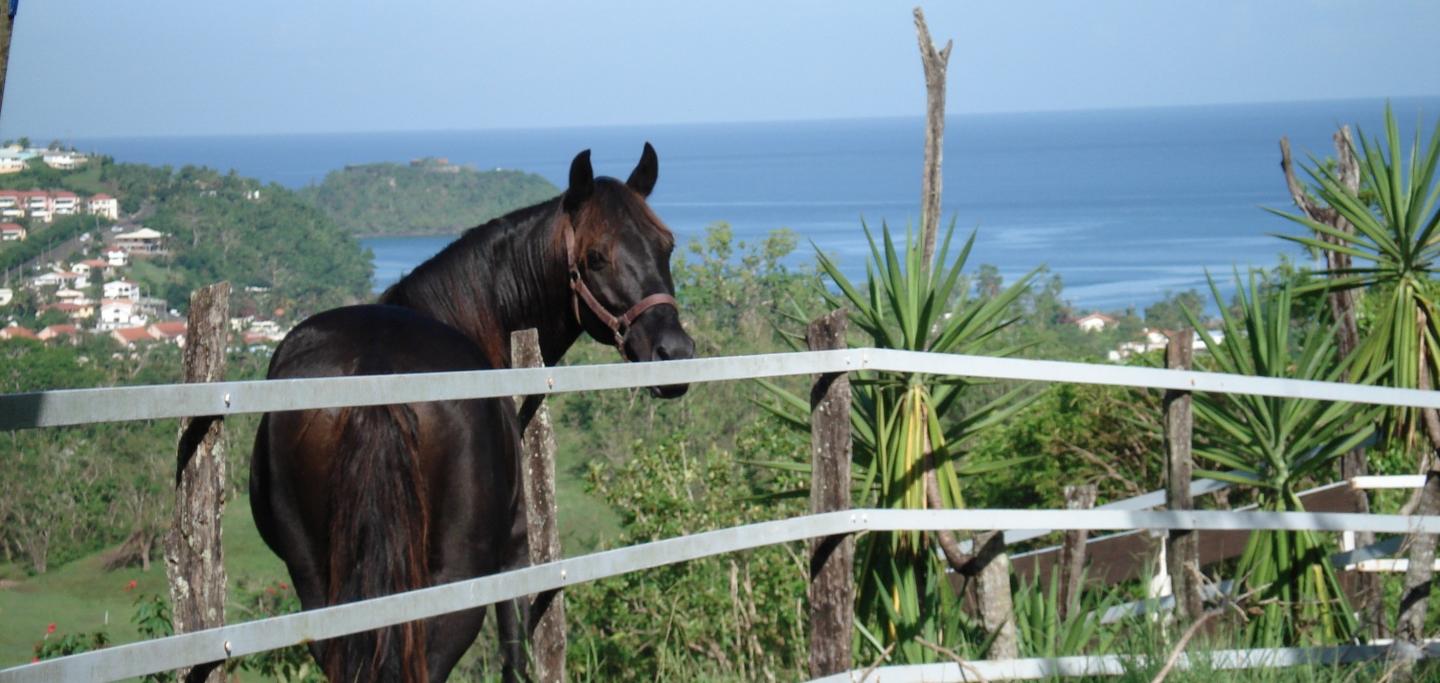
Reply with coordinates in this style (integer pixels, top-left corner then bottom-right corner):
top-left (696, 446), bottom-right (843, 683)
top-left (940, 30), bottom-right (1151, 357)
top-left (3, 508), bottom-right (1437, 682)
top-left (5, 348), bottom-right (1440, 430)
top-left (810, 642), bottom-right (1440, 682)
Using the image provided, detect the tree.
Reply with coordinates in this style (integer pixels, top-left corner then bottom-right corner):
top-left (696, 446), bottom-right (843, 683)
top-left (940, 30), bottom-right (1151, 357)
top-left (1273, 105), bottom-right (1440, 665)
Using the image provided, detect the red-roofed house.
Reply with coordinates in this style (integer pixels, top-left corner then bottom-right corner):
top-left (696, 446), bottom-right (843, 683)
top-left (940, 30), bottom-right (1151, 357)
top-left (0, 325), bottom-right (38, 341)
top-left (0, 223), bottom-right (24, 241)
top-left (147, 321), bottom-right (187, 347)
top-left (88, 194), bottom-right (119, 220)
top-left (38, 324), bottom-right (82, 343)
top-left (110, 326), bottom-right (154, 348)
top-left (23, 191), bottom-right (51, 222)
top-left (52, 191), bottom-right (79, 216)
top-left (0, 191), bottom-right (23, 218)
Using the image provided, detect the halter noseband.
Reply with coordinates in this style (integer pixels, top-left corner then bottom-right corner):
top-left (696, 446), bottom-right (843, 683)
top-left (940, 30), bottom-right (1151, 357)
top-left (563, 221), bottom-right (678, 351)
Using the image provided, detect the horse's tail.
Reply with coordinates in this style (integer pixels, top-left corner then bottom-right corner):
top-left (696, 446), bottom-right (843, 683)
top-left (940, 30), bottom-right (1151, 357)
top-left (324, 404), bottom-right (430, 683)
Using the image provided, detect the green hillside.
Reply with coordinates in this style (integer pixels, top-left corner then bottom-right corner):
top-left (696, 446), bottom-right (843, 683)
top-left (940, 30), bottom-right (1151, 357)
top-left (298, 159), bottom-right (559, 236)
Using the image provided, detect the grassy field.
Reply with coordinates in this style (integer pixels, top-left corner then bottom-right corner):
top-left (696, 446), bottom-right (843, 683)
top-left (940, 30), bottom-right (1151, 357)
top-left (0, 443), bottom-right (620, 671)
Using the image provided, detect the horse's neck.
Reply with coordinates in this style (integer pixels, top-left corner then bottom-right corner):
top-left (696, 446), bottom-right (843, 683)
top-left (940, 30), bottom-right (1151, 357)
top-left (382, 207), bottom-right (581, 367)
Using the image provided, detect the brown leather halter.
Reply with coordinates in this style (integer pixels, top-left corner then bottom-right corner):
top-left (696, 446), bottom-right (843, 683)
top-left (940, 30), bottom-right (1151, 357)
top-left (563, 221), bottom-right (678, 351)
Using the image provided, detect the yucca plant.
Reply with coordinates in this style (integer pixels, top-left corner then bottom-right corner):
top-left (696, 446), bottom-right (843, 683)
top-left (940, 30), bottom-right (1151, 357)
top-left (1184, 273), bottom-right (1379, 647)
top-left (1270, 105), bottom-right (1440, 446)
top-left (1013, 570), bottom-right (1122, 659)
top-left (1269, 106), bottom-right (1440, 644)
top-left (758, 219), bottom-right (1039, 663)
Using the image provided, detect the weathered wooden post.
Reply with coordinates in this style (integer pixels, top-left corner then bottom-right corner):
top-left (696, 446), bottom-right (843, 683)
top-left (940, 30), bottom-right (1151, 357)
top-left (164, 282), bottom-right (230, 683)
top-left (511, 329), bottom-right (566, 682)
top-left (1059, 484), bottom-right (1097, 621)
top-left (1164, 330), bottom-right (1203, 620)
top-left (807, 310), bottom-right (853, 678)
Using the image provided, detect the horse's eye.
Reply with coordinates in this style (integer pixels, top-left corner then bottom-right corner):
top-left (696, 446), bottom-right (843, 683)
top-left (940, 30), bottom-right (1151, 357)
top-left (586, 249), bottom-right (608, 270)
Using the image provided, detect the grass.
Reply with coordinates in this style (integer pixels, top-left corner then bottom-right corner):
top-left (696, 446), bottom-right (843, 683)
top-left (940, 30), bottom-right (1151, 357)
top-left (0, 494), bottom-right (284, 668)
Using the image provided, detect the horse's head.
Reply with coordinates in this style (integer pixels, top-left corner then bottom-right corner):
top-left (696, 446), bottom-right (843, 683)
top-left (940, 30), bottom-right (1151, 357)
top-left (561, 143), bottom-right (695, 398)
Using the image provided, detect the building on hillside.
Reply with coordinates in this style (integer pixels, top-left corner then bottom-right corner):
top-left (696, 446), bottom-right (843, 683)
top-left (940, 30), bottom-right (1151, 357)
top-left (147, 321), bottom-right (187, 347)
top-left (0, 157), bottom-right (24, 174)
top-left (0, 223), bottom-right (24, 241)
top-left (54, 287), bottom-right (87, 301)
top-left (0, 287), bottom-right (12, 306)
top-left (23, 191), bottom-right (51, 222)
top-left (1073, 312), bottom-right (1118, 333)
top-left (88, 194), bottom-right (119, 220)
top-left (43, 301), bottom-right (95, 321)
top-left (51, 191), bottom-right (79, 216)
top-left (0, 324), bottom-right (38, 341)
top-left (112, 227), bottom-right (166, 256)
top-left (77, 258), bottom-right (112, 277)
top-left (103, 247), bottom-right (129, 267)
top-left (38, 324), bottom-right (82, 344)
top-left (0, 191), bottom-right (22, 218)
top-left (103, 279), bottom-right (139, 300)
top-left (42, 152), bottom-right (86, 170)
top-left (98, 299), bottom-right (146, 329)
top-left (110, 325), bottom-right (153, 348)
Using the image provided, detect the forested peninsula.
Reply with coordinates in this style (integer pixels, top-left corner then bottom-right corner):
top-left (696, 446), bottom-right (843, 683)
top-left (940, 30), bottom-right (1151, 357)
top-left (298, 158), bottom-right (559, 236)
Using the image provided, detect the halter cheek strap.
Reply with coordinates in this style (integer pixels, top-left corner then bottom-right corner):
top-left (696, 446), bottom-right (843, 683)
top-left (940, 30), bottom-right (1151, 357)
top-left (564, 222), bottom-right (679, 351)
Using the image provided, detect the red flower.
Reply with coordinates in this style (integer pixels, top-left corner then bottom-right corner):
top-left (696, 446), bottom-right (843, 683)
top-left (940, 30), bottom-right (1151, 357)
top-left (125, 579), bottom-right (138, 592)
top-left (265, 587), bottom-right (276, 596)
top-left (277, 581), bottom-right (289, 590)
top-left (46, 623), bottom-right (56, 634)
top-left (31, 657), bottom-right (40, 664)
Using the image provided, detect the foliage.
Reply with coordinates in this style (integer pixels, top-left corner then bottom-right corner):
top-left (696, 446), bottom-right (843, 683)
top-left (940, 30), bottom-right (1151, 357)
top-left (1144, 288), bottom-right (1206, 330)
top-left (0, 213), bottom-right (111, 275)
top-left (143, 176), bottom-right (372, 318)
top-left (297, 161), bottom-right (558, 236)
top-left (1012, 571), bottom-right (1122, 659)
top-left (564, 425), bottom-right (811, 681)
top-left (1185, 275), bottom-right (1375, 646)
top-left (1272, 105), bottom-right (1440, 447)
top-left (758, 220), bottom-right (1038, 663)
top-left (234, 579), bottom-right (325, 682)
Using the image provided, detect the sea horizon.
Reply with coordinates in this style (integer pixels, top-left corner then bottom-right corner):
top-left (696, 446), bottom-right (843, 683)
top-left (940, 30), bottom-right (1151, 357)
top-left (61, 95), bottom-right (1440, 312)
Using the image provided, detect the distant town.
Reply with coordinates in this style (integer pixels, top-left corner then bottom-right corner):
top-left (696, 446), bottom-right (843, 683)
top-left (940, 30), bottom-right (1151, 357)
top-left (0, 145), bottom-right (288, 351)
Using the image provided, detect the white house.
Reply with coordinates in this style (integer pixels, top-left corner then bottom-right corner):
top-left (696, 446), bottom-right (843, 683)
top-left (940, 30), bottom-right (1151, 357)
top-left (0, 223), bottom-right (24, 241)
top-left (113, 227), bottom-right (166, 256)
top-left (98, 299), bottom-right (147, 329)
top-left (103, 280), bottom-right (138, 300)
top-left (51, 191), bottom-right (80, 216)
top-left (88, 194), bottom-right (119, 220)
top-left (104, 248), bottom-right (129, 267)
top-left (42, 152), bottom-right (86, 170)
top-left (0, 158), bottom-right (23, 174)
top-left (1073, 312), bottom-right (1118, 333)
top-left (0, 287), bottom-right (12, 306)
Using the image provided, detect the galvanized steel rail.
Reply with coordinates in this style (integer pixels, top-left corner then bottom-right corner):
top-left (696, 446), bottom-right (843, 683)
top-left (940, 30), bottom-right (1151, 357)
top-left (4, 508), bottom-right (1438, 682)
top-left (5, 348), bottom-right (1440, 430)
top-left (808, 641), bottom-right (1440, 682)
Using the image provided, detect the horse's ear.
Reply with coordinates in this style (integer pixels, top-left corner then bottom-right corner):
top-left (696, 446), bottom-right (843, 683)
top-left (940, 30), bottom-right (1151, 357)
top-left (626, 142), bottom-right (658, 198)
top-left (564, 149), bottom-right (594, 212)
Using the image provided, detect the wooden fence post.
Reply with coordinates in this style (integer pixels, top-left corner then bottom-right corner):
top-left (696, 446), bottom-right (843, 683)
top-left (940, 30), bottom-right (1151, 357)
top-left (164, 282), bottom-right (230, 683)
top-left (807, 310), bottom-right (853, 678)
top-left (1059, 484), bottom-right (1097, 621)
top-left (511, 329), bottom-right (566, 682)
top-left (1164, 330), bottom-right (1203, 620)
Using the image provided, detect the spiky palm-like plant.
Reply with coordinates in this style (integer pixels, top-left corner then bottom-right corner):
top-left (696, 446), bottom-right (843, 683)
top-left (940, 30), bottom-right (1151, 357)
top-left (760, 219), bottom-right (1038, 662)
top-left (1185, 274), bottom-right (1378, 646)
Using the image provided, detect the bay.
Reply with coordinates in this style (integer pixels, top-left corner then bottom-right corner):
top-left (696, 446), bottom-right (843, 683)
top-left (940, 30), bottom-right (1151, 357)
top-left (75, 96), bottom-right (1440, 311)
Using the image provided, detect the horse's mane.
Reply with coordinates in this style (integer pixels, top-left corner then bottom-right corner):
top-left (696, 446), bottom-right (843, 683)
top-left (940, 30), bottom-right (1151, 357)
top-left (377, 179), bottom-right (673, 359)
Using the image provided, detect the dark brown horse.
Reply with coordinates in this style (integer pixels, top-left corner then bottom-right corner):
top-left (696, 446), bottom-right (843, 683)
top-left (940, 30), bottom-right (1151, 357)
top-left (249, 145), bottom-right (694, 682)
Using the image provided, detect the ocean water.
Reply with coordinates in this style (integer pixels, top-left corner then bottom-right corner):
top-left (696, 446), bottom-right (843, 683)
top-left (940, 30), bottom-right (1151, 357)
top-left (73, 97), bottom-right (1440, 311)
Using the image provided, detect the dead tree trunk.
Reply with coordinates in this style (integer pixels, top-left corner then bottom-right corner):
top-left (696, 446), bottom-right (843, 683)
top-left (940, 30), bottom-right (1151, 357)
top-left (807, 310), bottom-right (854, 678)
top-left (1059, 484), bottom-right (1097, 621)
top-left (1394, 310), bottom-right (1440, 673)
top-left (0, 1), bottom-right (15, 120)
top-left (164, 282), bottom-right (230, 683)
top-left (1281, 129), bottom-right (1382, 633)
top-left (913, 6), bottom-right (952, 268)
top-left (1164, 331), bottom-right (1202, 620)
top-left (511, 329), bottom-right (566, 682)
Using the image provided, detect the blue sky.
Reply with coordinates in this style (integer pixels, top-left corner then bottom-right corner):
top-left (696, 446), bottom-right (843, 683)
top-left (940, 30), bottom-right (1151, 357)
top-left (2, 1), bottom-right (1438, 138)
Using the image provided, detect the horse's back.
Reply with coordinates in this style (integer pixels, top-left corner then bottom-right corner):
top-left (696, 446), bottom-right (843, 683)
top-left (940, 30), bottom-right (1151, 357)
top-left (250, 304), bottom-right (521, 606)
